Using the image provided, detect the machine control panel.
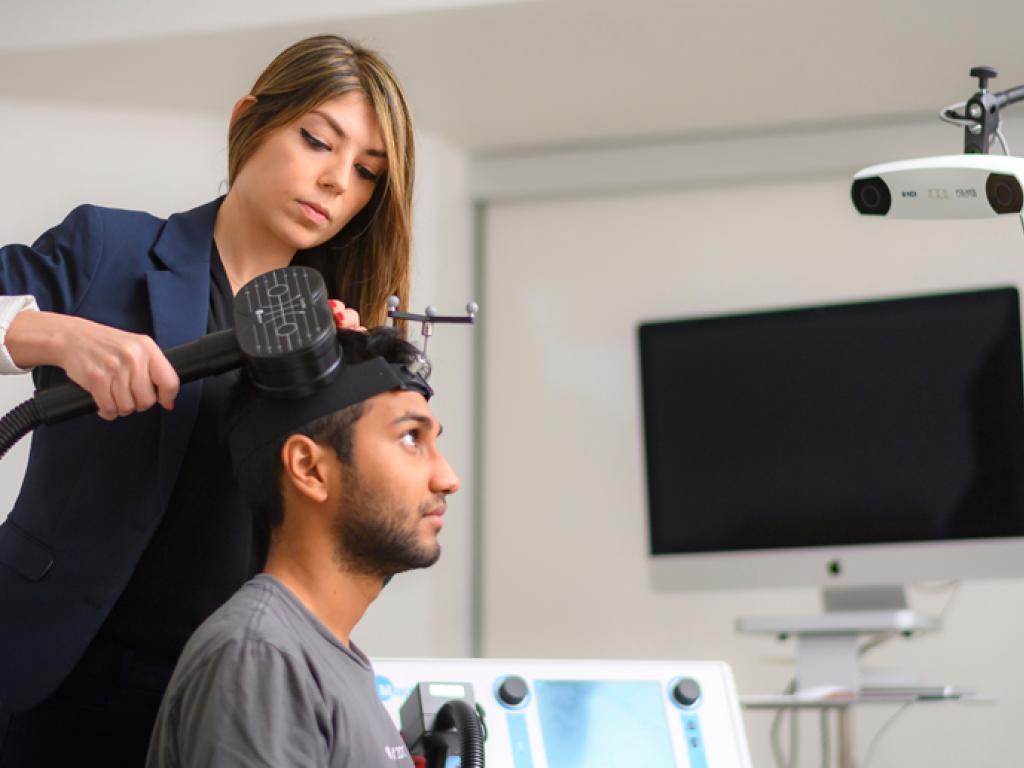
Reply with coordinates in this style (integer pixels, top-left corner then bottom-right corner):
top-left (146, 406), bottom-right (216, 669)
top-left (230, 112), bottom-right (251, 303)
top-left (372, 658), bottom-right (752, 768)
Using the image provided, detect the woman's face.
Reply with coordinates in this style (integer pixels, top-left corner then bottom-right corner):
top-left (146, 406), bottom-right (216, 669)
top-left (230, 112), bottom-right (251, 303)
top-left (231, 91), bottom-right (387, 254)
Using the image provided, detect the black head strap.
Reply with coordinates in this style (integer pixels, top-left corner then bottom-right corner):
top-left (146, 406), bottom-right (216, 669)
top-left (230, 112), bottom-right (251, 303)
top-left (229, 356), bottom-right (432, 476)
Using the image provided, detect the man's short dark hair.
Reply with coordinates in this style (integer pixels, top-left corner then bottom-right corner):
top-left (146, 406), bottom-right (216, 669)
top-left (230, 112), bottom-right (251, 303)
top-left (227, 327), bottom-right (422, 530)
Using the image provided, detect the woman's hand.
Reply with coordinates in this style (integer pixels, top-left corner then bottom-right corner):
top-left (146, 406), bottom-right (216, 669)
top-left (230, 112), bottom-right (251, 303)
top-left (7, 311), bottom-right (179, 421)
top-left (328, 300), bottom-right (365, 331)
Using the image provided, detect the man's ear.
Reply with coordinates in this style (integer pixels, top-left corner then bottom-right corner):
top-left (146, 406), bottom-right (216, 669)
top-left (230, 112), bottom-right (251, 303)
top-left (230, 95), bottom-right (258, 128)
top-left (280, 434), bottom-right (330, 504)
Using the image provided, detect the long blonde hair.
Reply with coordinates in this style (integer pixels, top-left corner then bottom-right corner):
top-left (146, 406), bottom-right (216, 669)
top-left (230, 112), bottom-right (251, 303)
top-left (228, 35), bottom-right (414, 328)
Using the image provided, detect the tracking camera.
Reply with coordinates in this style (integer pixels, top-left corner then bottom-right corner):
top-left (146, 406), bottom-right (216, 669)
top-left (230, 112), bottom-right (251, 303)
top-left (852, 154), bottom-right (1024, 219)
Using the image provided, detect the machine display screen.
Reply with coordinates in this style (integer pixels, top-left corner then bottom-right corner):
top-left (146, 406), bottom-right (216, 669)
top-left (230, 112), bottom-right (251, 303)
top-left (534, 680), bottom-right (676, 767)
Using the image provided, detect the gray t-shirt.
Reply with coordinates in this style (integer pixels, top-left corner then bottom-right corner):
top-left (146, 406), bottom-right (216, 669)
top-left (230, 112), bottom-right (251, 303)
top-left (146, 574), bottom-right (414, 768)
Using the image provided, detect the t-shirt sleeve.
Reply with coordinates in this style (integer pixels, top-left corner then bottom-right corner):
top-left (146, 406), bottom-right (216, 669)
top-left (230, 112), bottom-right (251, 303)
top-left (147, 639), bottom-right (332, 768)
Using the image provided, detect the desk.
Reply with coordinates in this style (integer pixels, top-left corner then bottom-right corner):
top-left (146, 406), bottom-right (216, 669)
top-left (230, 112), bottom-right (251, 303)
top-left (741, 688), bottom-right (981, 768)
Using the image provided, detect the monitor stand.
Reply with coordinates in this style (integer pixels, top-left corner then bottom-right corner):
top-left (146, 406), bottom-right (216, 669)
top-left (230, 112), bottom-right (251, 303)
top-left (736, 585), bottom-right (941, 691)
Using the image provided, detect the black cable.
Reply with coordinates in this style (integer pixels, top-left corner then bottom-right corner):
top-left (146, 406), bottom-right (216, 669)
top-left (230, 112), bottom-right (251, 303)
top-left (0, 399), bottom-right (42, 461)
top-left (429, 699), bottom-right (485, 768)
top-left (474, 702), bottom-right (489, 743)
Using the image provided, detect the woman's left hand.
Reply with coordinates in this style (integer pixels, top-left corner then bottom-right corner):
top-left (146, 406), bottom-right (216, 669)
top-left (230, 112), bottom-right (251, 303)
top-left (328, 300), bottom-right (365, 331)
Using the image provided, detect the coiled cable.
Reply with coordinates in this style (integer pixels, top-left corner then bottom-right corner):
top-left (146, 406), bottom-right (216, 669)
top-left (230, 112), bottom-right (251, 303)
top-left (0, 399), bottom-right (42, 461)
top-left (429, 698), bottom-right (484, 768)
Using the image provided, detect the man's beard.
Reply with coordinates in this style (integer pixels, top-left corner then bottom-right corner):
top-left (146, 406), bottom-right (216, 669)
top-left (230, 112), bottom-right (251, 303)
top-left (331, 463), bottom-right (442, 579)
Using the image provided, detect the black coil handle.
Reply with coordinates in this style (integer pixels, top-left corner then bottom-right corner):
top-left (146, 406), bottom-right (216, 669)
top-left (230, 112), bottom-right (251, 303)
top-left (0, 266), bottom-right (340, 459)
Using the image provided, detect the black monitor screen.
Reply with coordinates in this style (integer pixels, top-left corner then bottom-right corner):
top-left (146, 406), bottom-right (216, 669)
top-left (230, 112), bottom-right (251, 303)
top-left (639, 287), bottom-right (1024, 556)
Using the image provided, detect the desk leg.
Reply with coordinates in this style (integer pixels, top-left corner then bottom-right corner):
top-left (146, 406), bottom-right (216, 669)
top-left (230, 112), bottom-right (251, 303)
top-left (837, 708), bottom-right (855, 768)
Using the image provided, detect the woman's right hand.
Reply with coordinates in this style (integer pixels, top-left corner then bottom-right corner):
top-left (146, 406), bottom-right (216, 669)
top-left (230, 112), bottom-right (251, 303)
top-left (6, 311), bottom-right (179, 421)
top-left (328, 299), bottom-right (365, 331)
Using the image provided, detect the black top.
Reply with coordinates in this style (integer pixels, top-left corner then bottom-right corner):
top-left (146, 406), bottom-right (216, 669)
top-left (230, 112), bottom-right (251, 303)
top-left (99, 244), bottom-right (267, 662)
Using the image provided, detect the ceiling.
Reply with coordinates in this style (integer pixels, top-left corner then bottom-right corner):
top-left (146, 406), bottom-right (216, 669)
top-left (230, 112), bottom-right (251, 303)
top-left (2, 0), bottom-right (1024, 154)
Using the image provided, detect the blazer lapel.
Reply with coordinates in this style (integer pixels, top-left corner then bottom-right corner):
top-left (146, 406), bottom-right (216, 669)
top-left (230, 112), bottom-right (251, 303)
top-left (145, 197), bottom-right (222, 504)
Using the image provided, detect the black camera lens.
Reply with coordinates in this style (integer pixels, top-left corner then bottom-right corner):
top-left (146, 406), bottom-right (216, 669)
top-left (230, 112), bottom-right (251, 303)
top-left (985, 173), bottom-right (1023, 214)
top-left (851, 177), bottom-right (891, 215)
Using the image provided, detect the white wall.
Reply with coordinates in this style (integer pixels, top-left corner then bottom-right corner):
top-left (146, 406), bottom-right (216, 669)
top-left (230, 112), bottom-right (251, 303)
top-left (0, 100), bottom-right (476, 658)
top-left (479, 176), bottom-right (1024, 766)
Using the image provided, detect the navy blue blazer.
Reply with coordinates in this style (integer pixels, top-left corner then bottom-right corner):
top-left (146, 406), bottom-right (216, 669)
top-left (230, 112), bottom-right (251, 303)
top-left (0, 198), bottom-right (220, 711)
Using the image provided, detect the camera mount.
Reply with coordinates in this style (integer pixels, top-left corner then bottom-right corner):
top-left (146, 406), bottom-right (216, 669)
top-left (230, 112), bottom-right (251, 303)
top-left (940, 66), bottom-right (1024, 154)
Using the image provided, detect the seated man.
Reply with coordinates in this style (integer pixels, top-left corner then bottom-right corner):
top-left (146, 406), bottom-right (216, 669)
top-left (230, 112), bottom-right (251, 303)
top-left (146, 327), bottom-right (459, 768)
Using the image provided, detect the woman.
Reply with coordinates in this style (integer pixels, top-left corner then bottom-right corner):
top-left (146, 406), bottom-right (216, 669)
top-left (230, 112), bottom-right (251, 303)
top-left (0, 34), bottom-right (414, 764)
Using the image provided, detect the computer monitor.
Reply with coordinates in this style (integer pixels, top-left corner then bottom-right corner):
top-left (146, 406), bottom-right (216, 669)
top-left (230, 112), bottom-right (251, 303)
top-left (639, 286), bottom-right (1024, 595)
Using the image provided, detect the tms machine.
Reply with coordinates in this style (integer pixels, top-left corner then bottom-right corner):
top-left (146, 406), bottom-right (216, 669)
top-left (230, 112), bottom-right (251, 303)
top-left (376, 657), bottom-right (754, 768)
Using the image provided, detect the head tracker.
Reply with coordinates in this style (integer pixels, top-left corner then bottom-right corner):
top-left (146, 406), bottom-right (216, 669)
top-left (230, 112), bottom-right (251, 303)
top-left (386, 295), bottom-right (479, 374)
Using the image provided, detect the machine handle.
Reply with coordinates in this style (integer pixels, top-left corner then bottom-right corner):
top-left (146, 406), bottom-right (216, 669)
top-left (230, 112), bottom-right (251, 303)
top-left (33, 329), bottom-right (241, 424)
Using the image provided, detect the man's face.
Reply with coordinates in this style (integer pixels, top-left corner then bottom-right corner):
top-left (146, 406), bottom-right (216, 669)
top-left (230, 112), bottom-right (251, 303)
top-left (332, 390), bottom-right (460, 578)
